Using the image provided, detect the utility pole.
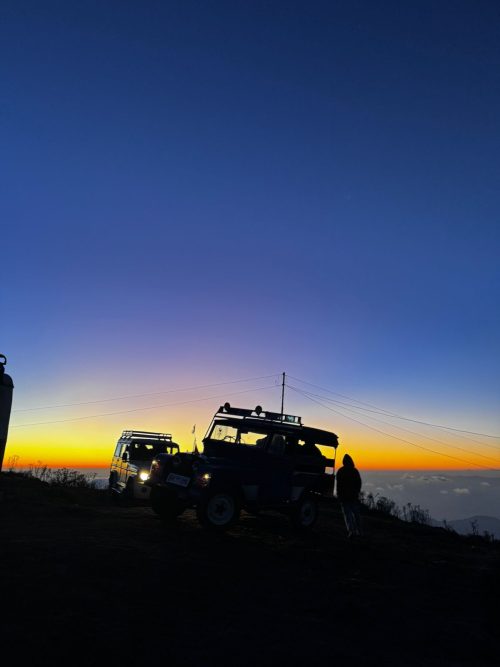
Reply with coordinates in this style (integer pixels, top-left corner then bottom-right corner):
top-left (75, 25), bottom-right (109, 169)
top-left (280, 371), bottom-right (285, 420)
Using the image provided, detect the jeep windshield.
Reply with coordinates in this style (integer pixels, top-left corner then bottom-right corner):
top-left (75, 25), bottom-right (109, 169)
top-left (129, 441), bottom-right (179, 459)
top-left (208, 423), bottom-right (269, 446)
top-left (208, 422), bottom-right (332, 456)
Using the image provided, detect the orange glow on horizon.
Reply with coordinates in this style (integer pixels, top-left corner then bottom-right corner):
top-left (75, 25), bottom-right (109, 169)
top-left (5, 427), bottom-right (498, 473)
top-left (5, 367), bottom-right (499, 477)
top-left (5, 393), bottom-right (499, 473)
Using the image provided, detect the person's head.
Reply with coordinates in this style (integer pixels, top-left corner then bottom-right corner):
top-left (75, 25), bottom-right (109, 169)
top-left (342, 454), bottom-right (355, 467)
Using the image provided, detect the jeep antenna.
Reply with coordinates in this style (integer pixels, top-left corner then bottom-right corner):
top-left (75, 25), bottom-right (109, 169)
top-left (280, 371), bottom-right (285, 420)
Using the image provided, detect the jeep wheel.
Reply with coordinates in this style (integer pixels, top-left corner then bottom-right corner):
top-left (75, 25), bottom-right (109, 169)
top-left (197, 491), bottom-right (240, 531)
top-left (108, 472), bottom-right (117, 494)
top-left (108, 473), bottom-right (119, 502)
top-left (291, 494), bottom-right (318, 530)
top-left (116, 478), bottom-right (136, 506)
top-left (124, 478), bottom-right (135, 499)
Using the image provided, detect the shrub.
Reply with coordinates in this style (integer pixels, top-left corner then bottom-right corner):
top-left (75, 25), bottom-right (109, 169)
top-left (49, 468), bottom-right (97, 488)
top-left (13, 463), bottom-right (97, 489)
top-left (360, 492), bottom-right (401, 519)
top-left (442, 519), bottom-right (457, 534)
top-left (6, 454), bottom-right (20, 472)
top-left (375, 496), bottom-right (401, 518)
top-left (482, 531), bottom-right (496, 544)
top-left (401, 502), bottom-right (431, 526)
top-left (26, 461), bottom-right (51, 482)
top-left (360, 493), bottom-right (431, 526)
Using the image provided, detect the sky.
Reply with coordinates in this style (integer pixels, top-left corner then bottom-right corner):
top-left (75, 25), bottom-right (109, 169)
top-left (1, 1), bottom-right (500, 472)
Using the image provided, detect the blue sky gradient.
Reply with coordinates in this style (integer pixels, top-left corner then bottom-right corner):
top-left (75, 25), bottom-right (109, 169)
top-left (2, 1), bottom-right (499, 467)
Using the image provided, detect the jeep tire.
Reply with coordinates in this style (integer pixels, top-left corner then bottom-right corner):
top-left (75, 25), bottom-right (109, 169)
top-left (108, 472), bottom-right (117, 494)
top-left (196, 491), bottom-right (240, 531)
top-left (291, 493), bottom-right (318, 530)
top-left (123, 477), bottom-right (135, 500)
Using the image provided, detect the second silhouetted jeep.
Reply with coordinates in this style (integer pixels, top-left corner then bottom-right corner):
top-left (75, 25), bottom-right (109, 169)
top-left (147, 403), bottom-right (338, 530)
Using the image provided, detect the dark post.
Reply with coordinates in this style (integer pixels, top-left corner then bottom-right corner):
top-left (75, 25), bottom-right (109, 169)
top-left (280, 371), bottom-right (285, 420)
top-left (0, 355), bottom-right (14, 473)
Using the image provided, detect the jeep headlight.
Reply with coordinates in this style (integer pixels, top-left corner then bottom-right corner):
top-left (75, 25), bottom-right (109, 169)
top-left (195, 472), bottom-right (212, 488)
top-left (139, 471), bottom-right (150, 482)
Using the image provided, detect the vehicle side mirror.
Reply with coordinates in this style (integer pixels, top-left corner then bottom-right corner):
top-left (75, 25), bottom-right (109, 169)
top-left (122, 452), bottom-right (129, 462)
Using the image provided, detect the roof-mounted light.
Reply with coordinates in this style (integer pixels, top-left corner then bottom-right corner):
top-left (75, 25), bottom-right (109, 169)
top-left (215, 404), bottom-right (302, 424)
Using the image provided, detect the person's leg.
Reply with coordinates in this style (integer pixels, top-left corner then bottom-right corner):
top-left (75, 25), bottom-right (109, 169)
top-left (353, 502), bottom-right (363, 536)
top-left (341, 502), bottom-right (356, 537)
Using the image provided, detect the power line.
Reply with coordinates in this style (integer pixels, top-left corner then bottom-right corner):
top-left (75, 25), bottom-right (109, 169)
top-left (289, 375), bottom-right (500, 440)
top-left (291, 386), bottom-right (500, 453)
top-left (311, 390), bottom-right (500, 453)
top-left (10, 384), bottom-right (277, 429)
top-left (12, 373), bottom-right (280, 413)
top-left (288, 385), bottom-right (499, 471)
top-left (289, 385), bottom-right (500, 463)
top-left (289, 375), bottom-right (400, 415)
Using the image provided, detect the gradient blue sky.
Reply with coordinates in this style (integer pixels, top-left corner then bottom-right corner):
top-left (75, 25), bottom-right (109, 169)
top-left (2, 1), bottom-right (499, 467)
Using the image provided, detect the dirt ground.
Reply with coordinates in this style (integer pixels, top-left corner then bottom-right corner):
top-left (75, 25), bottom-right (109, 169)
top-left (1, 473), bottom-right (498, 667)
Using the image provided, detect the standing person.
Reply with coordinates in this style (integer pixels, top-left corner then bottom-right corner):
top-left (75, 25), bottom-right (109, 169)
top-left (336, 454), bottom-right (363, 538)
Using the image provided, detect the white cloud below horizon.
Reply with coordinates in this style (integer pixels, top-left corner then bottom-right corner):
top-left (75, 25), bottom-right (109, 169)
top-left (363, 471), bottom-right (500, 522)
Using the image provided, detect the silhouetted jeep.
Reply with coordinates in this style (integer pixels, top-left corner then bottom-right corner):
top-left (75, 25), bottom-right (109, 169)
top-left (109, 430), bottom-right (180, 499)
top-left (147, 403), bottom-right (338, 530)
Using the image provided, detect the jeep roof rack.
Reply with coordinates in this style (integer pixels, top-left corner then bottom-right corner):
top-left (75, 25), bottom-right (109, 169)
top-left (120, 430), bottom-right (173, 441)
top-left (216, 403), bottom-right (302, 425)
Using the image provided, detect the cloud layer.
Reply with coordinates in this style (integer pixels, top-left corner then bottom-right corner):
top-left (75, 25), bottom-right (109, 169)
top-left (362, 471), bottom-right (500, 522)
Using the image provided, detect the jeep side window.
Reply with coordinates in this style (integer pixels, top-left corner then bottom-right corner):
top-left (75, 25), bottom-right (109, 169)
top-left (238, 431), bottom-right (270, 446)
top-left (131, 442), bottom-right (154, 459)
top-left (114, 442), bottom-right (123, 457)
top-left (155, 442), bottom-right (177, 455)
top-left (211, 424), bottom-right (238, 442)
top-left (297, 439), bottom-right (322, 458)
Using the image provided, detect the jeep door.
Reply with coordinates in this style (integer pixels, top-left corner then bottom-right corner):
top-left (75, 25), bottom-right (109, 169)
top-left (259, 434), bottom-right (294, 504)
top-left (117, 442), bottom-right (131, 487)
top-left (110, 441), bottom-right (123, 485)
